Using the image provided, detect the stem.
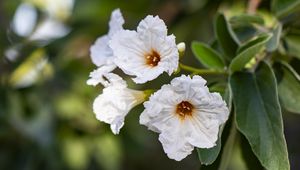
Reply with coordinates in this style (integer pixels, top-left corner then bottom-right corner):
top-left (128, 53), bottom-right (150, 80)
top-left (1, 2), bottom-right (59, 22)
top-left (247, 0), bottom-right (261, 14)
top-left (179, 63), bottom-right (228, 75)
top-left (143, 89), bottom-right (156, 100)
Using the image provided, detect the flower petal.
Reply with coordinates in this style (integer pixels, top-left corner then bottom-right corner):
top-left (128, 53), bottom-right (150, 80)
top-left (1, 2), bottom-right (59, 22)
top-left (90, 9), bottom-right (124, 67)
top-left (87, 65), bottom-right (116, 86)
top-left (137, 15), bottom-right (167, 38)
top-left (29, 17), bottom-right (70, 41)
top-left (90, 35), bottom-right (116, 67)
top-left (158, 119), bottom-right (194, 161)
top-left (156, 34), bottom-right (179, 75)
top-left (108, 8), bottom-right (125, 36)
top-left (186, 116), bottom-right (219, 148)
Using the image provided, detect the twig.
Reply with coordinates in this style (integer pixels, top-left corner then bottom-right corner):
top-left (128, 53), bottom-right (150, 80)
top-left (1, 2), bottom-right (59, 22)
top-left (247, 0), bottom-right (261, 14)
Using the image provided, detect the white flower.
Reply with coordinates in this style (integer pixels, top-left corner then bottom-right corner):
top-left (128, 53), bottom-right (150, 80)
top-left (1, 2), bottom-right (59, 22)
top-left (110, 15), bottom-right (179, 84)
top-left (12, 3), bottom-right (37, 37)
top-left (90, 9), bottom-right (124, 67)
top-left (29, 17), bottom-right (70, 41)
top-left (93, 73), bottom-right (145, 134)
top-left (140, 75), bottom-right (229, 161)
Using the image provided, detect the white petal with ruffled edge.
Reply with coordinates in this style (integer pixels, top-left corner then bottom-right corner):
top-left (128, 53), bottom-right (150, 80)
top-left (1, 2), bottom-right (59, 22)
top-left (108, 8), bottom-right (125, 36)
top-left (137, 15), bottom-right (167, 38)
top-left (90, 9), bottom-right (124, 67)
top-left (140, 75), bottom-right (229, 161)
top-left (110, 15), bottom-right (178, 84)
top-left (93, 73), bottom-right (145, 134)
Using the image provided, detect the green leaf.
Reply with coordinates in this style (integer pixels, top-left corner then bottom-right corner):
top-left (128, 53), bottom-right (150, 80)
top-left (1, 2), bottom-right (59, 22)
top-left (218, 118), bottom-right (237, 170)
top-left (275, 62), bottom-right (300, 114)
top-left (266, 23), bottom-right (282, 52)
top-left (229, 34), bottom-right (271, 73)
top-left (272, 0), bottom-right (300, 18)
top-left (230, 14), bottom-right (265, 27)
top-left (230, 62), bottom-right (290, 170)
top-left (240, 133), bottom-right (264, 170)
top-left (191, 41), bottom-right (225, 70)
top-left (285, 35), bottom-right (300, 59)
top-left (214, 13), bottom-right (239, 60)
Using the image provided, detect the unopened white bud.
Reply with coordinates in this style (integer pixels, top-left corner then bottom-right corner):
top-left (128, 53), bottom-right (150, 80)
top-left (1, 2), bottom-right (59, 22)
top-left (177, 42), bottom-right (186, 53)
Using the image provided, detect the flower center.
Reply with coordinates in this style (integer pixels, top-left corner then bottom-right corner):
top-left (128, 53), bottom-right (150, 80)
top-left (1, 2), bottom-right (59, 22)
top-left (145, 50), bottom-right (160, 67)
top-left (176, 101), bottom-right (194, 118)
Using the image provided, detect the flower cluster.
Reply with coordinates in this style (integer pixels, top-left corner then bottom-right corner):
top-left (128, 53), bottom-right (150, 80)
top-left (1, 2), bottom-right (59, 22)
top-left (87, 9), bottom-right (229, 161)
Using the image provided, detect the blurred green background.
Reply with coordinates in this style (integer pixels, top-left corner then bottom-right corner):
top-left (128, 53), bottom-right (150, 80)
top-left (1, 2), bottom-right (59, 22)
top-left (1, 0), bottom-right (300, 169)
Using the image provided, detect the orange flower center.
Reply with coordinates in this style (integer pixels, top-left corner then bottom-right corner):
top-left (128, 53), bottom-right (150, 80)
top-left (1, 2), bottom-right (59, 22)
top-left (176, 101), bottom-right (194, 119)
top-left (145, 50), bottom-right (160, 67)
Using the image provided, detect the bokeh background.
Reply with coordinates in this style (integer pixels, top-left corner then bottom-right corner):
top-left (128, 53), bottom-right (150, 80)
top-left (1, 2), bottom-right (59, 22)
top-left (1, 0), bottom-right (300, 170)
